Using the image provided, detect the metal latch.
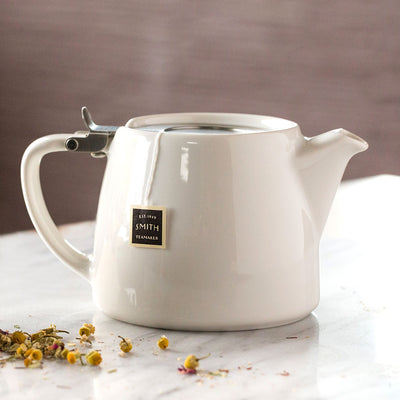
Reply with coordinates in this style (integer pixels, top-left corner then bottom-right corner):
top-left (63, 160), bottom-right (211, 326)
top-left (65, 107), bottom-right (119, 158)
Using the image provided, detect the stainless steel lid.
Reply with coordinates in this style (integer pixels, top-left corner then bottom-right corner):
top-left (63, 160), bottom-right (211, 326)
top-left (139, 124), bottom-right (261, 134)
top-left (126, 111), bottom-right (297, 134)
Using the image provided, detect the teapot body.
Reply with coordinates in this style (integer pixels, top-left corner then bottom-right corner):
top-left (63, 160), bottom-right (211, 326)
top-left (90, 115), bottom-right (319, 330)
top-left (22, 111), bottom-right (367, 330)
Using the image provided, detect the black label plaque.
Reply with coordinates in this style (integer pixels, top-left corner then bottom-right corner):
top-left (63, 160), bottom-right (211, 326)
top-left (130, 206), bottom-right (166, 248)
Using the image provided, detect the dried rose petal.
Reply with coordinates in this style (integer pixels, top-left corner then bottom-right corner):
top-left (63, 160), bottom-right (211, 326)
top-left (178, 365), bottom-right (197, 375)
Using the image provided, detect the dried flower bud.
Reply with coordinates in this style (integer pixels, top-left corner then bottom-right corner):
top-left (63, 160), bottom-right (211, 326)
top-left (24, 357), bottom-right (32, 367)
top-left (24, 348), bottom-right (34, 358)
top-left (30, 349), bottom-right (43, 361)
top-left (183, 353), bottom-right (210, 370)
top-left (118, 336), bottom-right (133, 353)
top-left (184, 354), bottom-right (199, 370)
top-left (157, 336), bottom-right (169, 350)
top-left (67, 351), bottom-right (79, 364)
top-left (83, 323), bottom-right (95, 334)
top-left (86, 350), bottom-right (102, 366)
top-left (11, 331), bottom-right (26, 344)
top-left (79, 326), bottom-right (91, 337)
top-left (0, 333), bottom-right (12, 347)
top-left (61, 348), bottom-right (70, 359)
top-left (16, 345), bottom-right (26, 358)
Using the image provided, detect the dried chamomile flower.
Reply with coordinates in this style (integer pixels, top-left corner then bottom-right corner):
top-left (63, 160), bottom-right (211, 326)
top-left (79, 326), bottom-right (91, 337)
top-left (11, 331), bottom-right (26, 344)
top-left (157, 335), bottom-right (169, 350)
top-left (0, 331), bottom-right (12, 348)
top-left (15, 347), bottom-right (24, 358)
top-left (22, 349), bottom-right (43, 367)
top-left (118, 336), bottom-right (132, 353)
top-left (30, 349), bottom-right (43, 361)
top-left (83, 323), bottom-right (95, 335)
top-left (15, 343), bottom-right (28, 358)
top-left (78, 323), bottom-right (95, 338)
top-left (184, 353), bottom-right (211, 370)
top-left (184, 354), bottom-right (199, 370)
top-left (86, 350), bottom-right (102, 366)
top-left (24, 348), bottom-right (34, 358)
top-left (24, 357), bottom-right (32, 367)
top-left (61, 348), bottom-right (70, 359)
top-left (67, 351), bottom-right (79, 364)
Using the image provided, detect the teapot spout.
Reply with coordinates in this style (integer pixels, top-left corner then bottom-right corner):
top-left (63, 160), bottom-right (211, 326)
top-left (297, 128), bottom-right (368, 236)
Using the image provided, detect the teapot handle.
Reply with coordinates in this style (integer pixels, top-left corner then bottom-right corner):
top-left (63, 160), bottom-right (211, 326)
top-left (21, 134), bottom-right (91, 281)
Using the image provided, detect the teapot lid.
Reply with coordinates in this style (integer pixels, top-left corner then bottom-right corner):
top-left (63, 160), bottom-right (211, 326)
top-left (126, 112), bottom-right (298, 135)
top-left (137, 124), bottom-right (259, 134)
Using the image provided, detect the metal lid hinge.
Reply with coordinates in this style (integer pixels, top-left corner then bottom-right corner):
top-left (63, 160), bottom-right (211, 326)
top-left (64, 107), bottom-right (119, 158)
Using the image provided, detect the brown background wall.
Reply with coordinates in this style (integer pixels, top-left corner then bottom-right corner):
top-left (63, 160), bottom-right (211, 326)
top-left (1, 1), bottom-right (399, 234)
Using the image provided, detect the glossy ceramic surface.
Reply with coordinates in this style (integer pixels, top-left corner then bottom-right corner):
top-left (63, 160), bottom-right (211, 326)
top-left (21, 112), bottom-right (368, 330)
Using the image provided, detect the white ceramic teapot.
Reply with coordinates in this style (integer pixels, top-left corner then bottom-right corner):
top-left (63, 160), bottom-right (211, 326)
top-left (21, 108), bottom-right (368, 330)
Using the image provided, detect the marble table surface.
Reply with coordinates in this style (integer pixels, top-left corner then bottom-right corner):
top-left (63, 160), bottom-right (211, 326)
top-left (1, 175), bottom-right (399, 399)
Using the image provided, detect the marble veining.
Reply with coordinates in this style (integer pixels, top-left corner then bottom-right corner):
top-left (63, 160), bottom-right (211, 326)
top-left (1, 175), bottom-right (399, 399)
